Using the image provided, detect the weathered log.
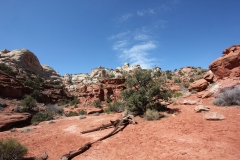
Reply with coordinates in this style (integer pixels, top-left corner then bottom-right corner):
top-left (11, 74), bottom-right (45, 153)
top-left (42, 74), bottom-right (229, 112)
top-left (59, 142), bottom-right (92, 160)
top-left (59, 115), bottom-right (136, 160)
top-left (80, 120), bottom-right (120, 134)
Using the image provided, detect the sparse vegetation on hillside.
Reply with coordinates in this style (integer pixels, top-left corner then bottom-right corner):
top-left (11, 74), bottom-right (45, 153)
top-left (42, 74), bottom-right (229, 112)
top-left (20, 95), bottom-right (37, 111)
top-left (172, 92), bottom-right (183, 98)
top-left (0, 138), bottom-right (28, 160)
top-left (0, 63), bottom-right (17, 76)
top-left (67, 111), bottom-right (79, 117)
top-left (143, 109), bottom-right (161, 121)
top-left (31, 110), bottom-right (53, 124)
top-left (69, 97), bottom-right (80, 106)
top-left (213, 86), bottom-right (240, 106)
top-left (121, 69), bottom-right (170, 115)
top-left (104, 100), bottom-right (124, 113)
top-left (92, 99), bottom-right (102, 108)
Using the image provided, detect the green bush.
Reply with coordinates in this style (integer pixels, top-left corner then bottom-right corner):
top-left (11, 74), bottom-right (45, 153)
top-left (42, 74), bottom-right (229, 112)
top-left (174, 78), bottom-right (181, 83)
top-left (172, 92), bottom-right (183, 98)
top-left (0, 138), bottom-right (28, 160)
top-left (104, 101), bottom-right (124, 113)
top-left (106, 95), bottom-right (112, 103)
top-left (78, 110), bottom-right (86, 115)
top-left (20, 95), bottom-right (37, 111)
top-left (189, 78), bottom-right (194, 83)
top-left (31, 111), bottom-right (53, 124)
top-left (183, 82), bottom-right (190, 88)
top-left (69, 97), bottom-right (80, 106)
top-left (92, 100), bottom-right (102, 108)
top-left (0, 63), bottom-right (17, 76)
top-left (213, 86), bottom-right (240, 106)
top-left (67, 111), bottom-right (79, 117)
top-left (23, 79), bottom-right (40, 89)
top-left (143, 109), bottom-right (160, 121)
top-left (121, 69), bottom-right (171, 115)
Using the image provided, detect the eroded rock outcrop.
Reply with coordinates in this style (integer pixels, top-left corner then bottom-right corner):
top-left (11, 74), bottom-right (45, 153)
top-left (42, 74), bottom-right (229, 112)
top-left (188, 79), bottom-right (208, 92)
top-left (209, 45), bottom-right (240, 79)
top-left (0, 112), bottom-right (32, 131)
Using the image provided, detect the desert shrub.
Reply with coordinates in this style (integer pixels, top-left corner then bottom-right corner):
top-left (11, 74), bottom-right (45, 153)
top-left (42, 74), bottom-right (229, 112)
top-left (20, 95), bottom-right (37, 111)
top-left (121, 69), bottom-right (171, 115)
top-left (58, 99), bottom-right (70, 106)
top-left (23, 79), bottom-right (39, 89)
top-left (104, 101), bottom-right (124, 113)
top-left (183, 82), bottom-right (190, 88)
top-left (92, 100), bottom-right (102, 108)
top-left (213, 86), bottom-right (240, 106)
top-left (33, 74), bottom-right (44, 84)
top-left (45, 104), bottom-right (63, 115)
top-left (67, 111), bottom-right (79, 117)
top-left (174, 78), bottom-right (181, 83)
top-left (109, 73), bottom-right (115, 78)
top-left (106, 95), bottom-right (112, 103)
top-left (172, 92), bottom-right (183, 98)
top-left (0, 138), bottom-right (28, 160)
top-left (0, 63), bottom-right (17, 76)
top-left (189, 78), bottom-right (194, 83)
top-left (143, 109), bottom-right (160, 121)
top-left (78, 110), bottom-right (86, 115)
top-left (30, 89), bottom-right (43, 102)
top-left (178, 70), bottom-right (184, 76)
top-left (31, 111), bottom-right (53, 124)
top-left (69, 97), bottom-right (80, 106)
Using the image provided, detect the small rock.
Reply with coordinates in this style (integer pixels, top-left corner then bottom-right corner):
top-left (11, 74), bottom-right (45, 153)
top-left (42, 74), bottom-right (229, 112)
top-left (204, 112), bottom-right (225, 120)
top-left (182, 100), bottom-right (201, 105)
top-left (79, 115), bottom-right (86, 119)
top-left (194, 105), bottom-right (210, 112)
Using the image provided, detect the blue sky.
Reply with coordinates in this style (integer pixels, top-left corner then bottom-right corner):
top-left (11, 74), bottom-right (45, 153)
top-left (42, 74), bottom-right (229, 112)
top-left (0, 0), bottom-right (239, 75)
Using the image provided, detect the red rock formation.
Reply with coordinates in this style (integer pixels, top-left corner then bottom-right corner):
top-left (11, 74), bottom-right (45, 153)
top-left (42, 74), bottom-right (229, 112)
top-left (0, 112), bottom-right (32, 131)
top-left (77, 79), bottom-right (126, 103)
top-left (209, 45), bottom-right (240, 79)
top-left (188, 79), bottom-right (208, 92)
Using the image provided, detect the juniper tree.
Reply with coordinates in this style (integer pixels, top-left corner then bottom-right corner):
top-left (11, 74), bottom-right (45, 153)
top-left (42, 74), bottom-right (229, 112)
top-left (121, 69), bottom-right (171, 115)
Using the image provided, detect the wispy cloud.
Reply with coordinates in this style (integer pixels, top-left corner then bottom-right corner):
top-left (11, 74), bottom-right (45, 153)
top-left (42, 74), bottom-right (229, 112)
top-left (134, 34), bottom-right (150, 41)
top-left (110, 29), bottom-right (158, 69)
top-left (108, 31), bottom-right (130, 40)
top-left (119, 13), bottom-right (133, 22)
top-left (110, 3), bottom-right (177, 68)
top-left (120, 41), bottom-right (157, 69)
top-left (137, 9), bottom-right (155, 17)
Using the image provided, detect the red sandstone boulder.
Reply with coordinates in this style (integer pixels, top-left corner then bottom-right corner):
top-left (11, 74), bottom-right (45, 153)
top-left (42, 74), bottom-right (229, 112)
top-left (209, 45), bottom-right (240, 79)
top-left (203, 71), bottom-right (216, 83)
top-left (0, 112), bottom-right (32, 131)
top-left (188, 79), bottom-right (208, 92)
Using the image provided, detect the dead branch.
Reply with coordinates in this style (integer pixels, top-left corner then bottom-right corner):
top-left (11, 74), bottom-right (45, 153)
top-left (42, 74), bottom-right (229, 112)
top-left (59, 115), bottom-right (136, 160)
top-left (59, 142), bottom-right (92, 160)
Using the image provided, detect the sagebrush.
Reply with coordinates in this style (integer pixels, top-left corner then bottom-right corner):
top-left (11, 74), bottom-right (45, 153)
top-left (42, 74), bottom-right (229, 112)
top-left (0, 138), bottom-right (28, 160)
top-left (213, 85), bottom-right (240, 106)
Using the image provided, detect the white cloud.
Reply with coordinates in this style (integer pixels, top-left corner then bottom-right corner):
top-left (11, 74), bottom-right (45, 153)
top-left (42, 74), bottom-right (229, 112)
top-left (119, 41), bottom-right (157, 69)
top-left (108, 31), bottom-right (130, 40)
top-left (137, 9), bottom-right (155, 17)
top-left (113, 40), bottom-right (128, 50)
top-left (119, 13), bottom-right (133, 22)
top-left (134, 34), bottom-right (149, 41)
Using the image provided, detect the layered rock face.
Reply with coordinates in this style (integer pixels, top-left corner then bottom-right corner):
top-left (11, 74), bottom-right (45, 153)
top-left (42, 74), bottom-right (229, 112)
top-left (0, 49), bottom-right (70, 103)
top-left (0, 113), bottom-right (32, 132)
top-left (209, 45), bottom-right (240, 79)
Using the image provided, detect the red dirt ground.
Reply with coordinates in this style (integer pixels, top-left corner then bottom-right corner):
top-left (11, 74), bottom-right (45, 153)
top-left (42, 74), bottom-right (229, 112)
top-left (0, 97), bottom-right (240, 160)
